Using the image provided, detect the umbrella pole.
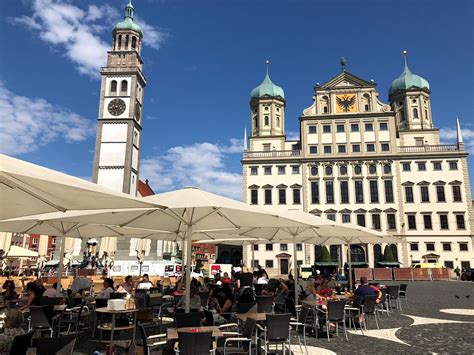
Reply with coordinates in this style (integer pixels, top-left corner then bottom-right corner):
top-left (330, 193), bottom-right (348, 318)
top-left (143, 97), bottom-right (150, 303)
top-left (57, 234), bottom-right (66, 296)
top-left (347, 242), bottom-right (353, 292)
top-left (184, 225), bottom-right (193, 313)
top-left (251, 242), bottom-right (255, 271)
top-left (293, 237), bottom-right (298, 308)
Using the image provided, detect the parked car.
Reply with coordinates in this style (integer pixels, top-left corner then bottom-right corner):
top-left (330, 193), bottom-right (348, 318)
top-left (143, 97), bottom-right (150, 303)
top-left (463, 268), bottom-right (474, 281)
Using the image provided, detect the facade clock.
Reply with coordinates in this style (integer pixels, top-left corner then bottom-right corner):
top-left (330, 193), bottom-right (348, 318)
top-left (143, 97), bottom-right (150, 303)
top-left (108, 99), bottom-right (126, 116)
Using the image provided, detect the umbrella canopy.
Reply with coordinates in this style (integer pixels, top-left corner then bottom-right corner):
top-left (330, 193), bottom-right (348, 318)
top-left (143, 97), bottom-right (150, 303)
top-left (36, 235), bottom-right (49, 270)
top-left (0, 154), bottom-right (164, 220)
top-left (0, 232), bottom-right (12, 253)
top-left (5, 245), bottom-right (38, 258)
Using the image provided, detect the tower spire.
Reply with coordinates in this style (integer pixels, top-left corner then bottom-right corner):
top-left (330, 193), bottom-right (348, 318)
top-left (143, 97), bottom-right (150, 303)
top-left (456, 117), bottom-right (464, 144)
top-left (244, 128), bottom-right (248, 151)
top-left (265, 59), bottom-right (270, 78)
top-left (125, 1), bottom-right (134, 20)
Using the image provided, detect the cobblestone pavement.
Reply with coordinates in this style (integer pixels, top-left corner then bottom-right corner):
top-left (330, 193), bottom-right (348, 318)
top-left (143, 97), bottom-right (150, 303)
top-left (74, 281), bottom-right (474, 354)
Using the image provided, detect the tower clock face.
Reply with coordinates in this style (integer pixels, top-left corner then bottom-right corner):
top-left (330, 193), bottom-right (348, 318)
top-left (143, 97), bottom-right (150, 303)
top-left (336, 94), bottom-right (357, 113)
top-left (108, 99), bottom-right (126, 116)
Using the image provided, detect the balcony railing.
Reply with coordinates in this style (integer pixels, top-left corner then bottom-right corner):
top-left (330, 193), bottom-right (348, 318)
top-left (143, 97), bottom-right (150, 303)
top-left (243, 150), bottom-right (302, 158)
top-left (397, 144), bottom-right (461, 153)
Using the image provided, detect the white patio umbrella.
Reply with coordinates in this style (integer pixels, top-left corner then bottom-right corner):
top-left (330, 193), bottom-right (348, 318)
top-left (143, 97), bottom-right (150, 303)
top-left (0, 232), bottom-right (12, 274)
top-left (0, 154), bottom-right (164, 220)
top-left (135, 238), bottom-right (151, 276)
top-left (36, 235), bottom-right (49, 271)
top-left (99, 237), bottom-right (117, 274)
top-left (5, 245), bottom-right (38, 258)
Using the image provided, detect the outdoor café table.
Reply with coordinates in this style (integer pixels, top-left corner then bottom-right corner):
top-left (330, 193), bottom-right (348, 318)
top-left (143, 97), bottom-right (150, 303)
top-left (96, 307), bottom-right (139, 350)
top-left (236, 312), bottom-right (268, 322)
top-left (167, 326), bottom-right (223, 340)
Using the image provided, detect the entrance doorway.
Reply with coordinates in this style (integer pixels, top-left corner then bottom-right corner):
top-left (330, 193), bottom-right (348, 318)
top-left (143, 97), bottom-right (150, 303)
top-left (280, 259), bottom-right (289, 275)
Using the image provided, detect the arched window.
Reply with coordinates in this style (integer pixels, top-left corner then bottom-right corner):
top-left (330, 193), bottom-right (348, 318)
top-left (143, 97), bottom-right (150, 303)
top-left (323, 106), bottom-right (328, 113)
top-left (321, 96), bottom-right (329, 114)
top-left (362, 93), bottom-right (371, 112)
top-left (350, 245), bottom-right (366, 263)
top-left (110, 80), bottom-right (117, 93)
top-left (374, 244), bottom-right (382, 262)
top-left (390, 244), bottom-right (399, 261)
top-left (125, 35), bottom-right (129, 49)
top-left (354, 165), bottom-right (362, 175)
top-left (264, 116), bottom-right (269, 126)
top-left (383, 164), bottom-right (391, 174)
top-left (121, 80), bottom-right (128, 93)
top-left (118, 35), bottom-right (122, 49)
top-left (325, 166), bottom-right (333, 176)
top-left (413, 108), bottom-right (419, 118)
top-left (276, 117), bottom-right (280, 127)
top-left (310, 166), bottom-right (318, 176)
top-left (340, 165), bottom-right (348, 175)
top-left (131, 36), bottom-right (137, 49)
top-left (369, 165), bottom-right (377, 174)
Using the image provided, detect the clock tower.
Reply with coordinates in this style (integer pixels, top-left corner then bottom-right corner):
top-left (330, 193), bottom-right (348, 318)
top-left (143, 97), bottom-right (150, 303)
top-left (92, 1), bottom-right (146, 196)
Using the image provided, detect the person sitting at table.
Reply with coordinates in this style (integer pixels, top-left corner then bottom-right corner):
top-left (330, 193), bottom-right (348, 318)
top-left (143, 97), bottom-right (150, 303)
top-left (236, 266), bottom-right (253, 290)
top-left (176, 285), bottom-right (202, 311)
top-left (96, 278), bottom-right (115, 299)
top-left (354, 276), bottom-right (382, 302)
top-left (221, 272), bottom-right (232, 284)
top-left (200, 277), bottom-right (211, 292)
top-left (136, 274), bottom-right (153, 290)
top-left (211, 284), bottom-right (234, 322)
top-left (34, 278), bottom-right (46, 299)
top-left (20, 282), bottom-right (39, 311)
top-left (117, 275), bottom-right (134, 294)
top-left (1, 280), bottom-right (18, 302)
top-left (317, 280), bottom-right (333, 298)
top-left (43, 282), bottom-right (59, 297)
top-left (256, 269), bottom-right (269, 285)
top-left (0, 309), bottom-right (25, 354)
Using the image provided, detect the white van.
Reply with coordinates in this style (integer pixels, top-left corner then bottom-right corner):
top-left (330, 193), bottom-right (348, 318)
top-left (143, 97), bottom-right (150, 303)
top-left (299, 264), bottom-right (313, 280)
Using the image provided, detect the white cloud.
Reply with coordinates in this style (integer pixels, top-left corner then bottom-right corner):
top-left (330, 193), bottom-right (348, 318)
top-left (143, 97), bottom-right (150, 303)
top-left (439, 126), bottom-right (474, 154)
top-left (0, 82), bottom-right (95, 155)
top-left (140, 140), bottom-right (243, 200)
top-left (10, 0), bottom-right (167, 77)
top-left (286, 131), bottom-right (300, 141)
top-left (135, 16), bottom-right (169, 50)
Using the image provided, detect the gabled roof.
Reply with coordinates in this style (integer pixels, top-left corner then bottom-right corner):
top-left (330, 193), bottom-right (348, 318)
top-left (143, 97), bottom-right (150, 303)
top-left (137, 179), bottom-right (154, 197)
top-left (318, 70), bottom-right (375, 90)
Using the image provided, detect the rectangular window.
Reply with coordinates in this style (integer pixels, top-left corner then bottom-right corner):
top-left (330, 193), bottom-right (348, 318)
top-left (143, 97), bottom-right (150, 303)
top-left (436, 186), bottom-right (446, 202)
top-left (384, 180), bottom-right (394, 203)
top-left (372, 214), bottom-right (381, 230)
top-left (264, 166), bottom-right (272, 175)
top-left (308, 125), bottom-right (317, 134)
top-left (293, 189), bottom-right (301, 204)
top-left (355, 180), bottom-right (364, 203)
top-left (426, 243), bottom-right (435, 252)
top-left (352, 144), bottom-right (361, 153)
top-left (292, 166), bottom-right (300, 174)
top-left (326, 181), bottom-right (334, 204)
top-left (369, 180), bottom-right (379, 203)
top-left (340, 181), bottom-right (349, 203)
top-left (296, 243), bottom-right (303, 251)
top-left (263, 143), bottom-right (271, 151)
top-left (337, 145), bottom-right (347, 153)
top-left (379, 122), bottom-right (388, 131)
top-left (367, 143), bottom-right (375, 152)
top-left (444, 261), bottom-right (454, 269)
top-left (356, 214), bottom-right (366, 227)
top-left (402, 163), bottom-right (411, 172)
top-left (337, 124), bottom-right (345, 133)
top-left (351, 123), bottom-right (359, 132)
top-left (311, 182), bottom-right (319, 204)
top-left (327, 214), bottom-right (336, 221)
top-left (309, 146), bottom-right (318, 154)
top-left (323, 146), bottom-right (332, 154)
top-left (381, 143), bottom-right (390, 152)
top-left (439, 214), bottom-right (449, 230)
top-left (265, 260), bottom-right (274, 268)
top-left (418, 162), bottom-right (426, 171)
top-left (442, 243), bottom-right (451, 251)
top-left (277, 166), bottom-right (286, 175)
top-left (250, 190), bottom-right (258, 205)
top-left (423, 214), bottom-right (433, 229)
top-left (342, 214), bottom-right (351, 223)
top-left (407, 214), bottom-right (417, 230)
top-left (420, 186), bottom-right (430, 202)
top-left (452, 186), bottom-right (462, 202)
top-left (410, 243), bottom-right (419, 251)
top-left (253, 244), bottom-right (259, 251)
top-left (433, 162), bottom-right (442, 171)
top-left (264, 189), bottom-right (272, 204)
top-left (280, 244), bottom-right (288, 251)
top-left (387, 214), bottom-right (396, 230)
top-left (459, 243), bottom-right (468, 251)
top-left (278, 189), bottom-right (286, 204)
top-left (405, 186), bottom-right (414, 203)
top-left (250, 167), bottom-right (258, 175)
top-left (266, 244), bottom-right (273, 251)
top-left (456, 214), bottom-right (466, 229)
top-left (365, 123), bottom-right (374, 131)
top-left (449, 161), bottom-right (458, 170)
top-left (323, 125), bottom-right (331, 133)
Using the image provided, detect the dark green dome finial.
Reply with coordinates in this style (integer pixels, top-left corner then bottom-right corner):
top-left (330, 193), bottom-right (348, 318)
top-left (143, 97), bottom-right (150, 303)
top-left (341, 57), bottom-right (347, 71)
top-left (389, 50), bottom-right (430, 96)
top-left (113, 1), bottom-right (143, 37)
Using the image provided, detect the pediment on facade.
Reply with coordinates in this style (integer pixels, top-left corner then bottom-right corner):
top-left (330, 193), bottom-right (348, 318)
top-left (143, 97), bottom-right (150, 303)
top-left (318, 71), bottom-right (375, 90)
top-left (433, 180), bottom-right (446, 185)
top-left (309, 209), bottom-right (322, 214)
top-left (324, 209), bottom-right (337, 214)
top-left (448, 180), bottom-right (462, 185)
top-left (276, 184), bottom-right (288, 188)
top-left (290, 184), bottom-right (302, 188)
top-left (416, 180), bottom-right (430, 185)
top-left (369, 208), bottom-right (382, 213)
top-left (262, 184), bottom-right (274, 189)
top-left (339, 208), bottom-right (352, 213)
top-left (401, 181), bottom-right (414, 186)
top-left (248, 184), bottom-right (260, 189)
top-left (354, 208), bottom-right (367, 213)
top-left (384, 208), bottom-right (397, 212)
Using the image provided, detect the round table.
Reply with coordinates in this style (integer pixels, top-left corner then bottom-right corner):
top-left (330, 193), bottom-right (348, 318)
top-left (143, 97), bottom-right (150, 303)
top-left (96, 307), bottom-right (139, 350)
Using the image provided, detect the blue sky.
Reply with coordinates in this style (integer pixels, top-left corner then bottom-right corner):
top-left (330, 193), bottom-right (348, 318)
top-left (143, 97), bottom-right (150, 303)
top-left (1, 0), bottom-right (473, 199)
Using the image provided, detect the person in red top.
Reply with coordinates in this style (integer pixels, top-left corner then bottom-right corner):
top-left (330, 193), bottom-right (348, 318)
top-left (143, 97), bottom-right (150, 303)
top-left (221, 272), bottom-right (232, 284)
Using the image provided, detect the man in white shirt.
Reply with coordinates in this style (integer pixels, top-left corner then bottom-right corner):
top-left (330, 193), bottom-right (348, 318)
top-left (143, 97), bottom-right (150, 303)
top-left (136, 274), bottom-right (153, 290)
top-left (96, 278), bottom-right (115, 299)
top-left (43, 282), bottom-right (58, 297)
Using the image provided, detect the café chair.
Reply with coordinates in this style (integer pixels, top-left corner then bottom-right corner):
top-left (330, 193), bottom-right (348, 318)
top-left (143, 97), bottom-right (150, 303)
top-left (9, 332), bottom-right (34, 355)
top-left (175, 330), bottom-right (216, 355)
top-left (217, 318), bottom-right (257, 355)
top-left (345, 295), bottom-right (365, 332)
top-left (28, 306), bottom-right (54, 337)
top-left (257, 313), bottom-right (291, 355)
top-left (386, 285), bottom-right (402, 311)
top-left (318, 300), bottom-right (348, 342)
top-left (175, 311), bottom-right (201, 328)
top-left (377, 288), bottom-right (390, 316)
top-left (203, 310), bottom-right (238, 335)
top-left (399, 284), bottom-right (408, 307)
top-left (362, 295), bottom-right (379, 329)
top-left (290, 306), bottom-right (311, 352)
top-left (236, 302), bottom-right (256, 314)
top-left (255, 296), bottom-right (273, 313)
top-left (139, 322), bottom-right (168, 355)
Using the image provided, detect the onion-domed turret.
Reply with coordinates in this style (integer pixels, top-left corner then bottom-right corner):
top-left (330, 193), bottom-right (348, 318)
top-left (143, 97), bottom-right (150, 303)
top-left (113, 1), bottom-right (143, 37)
top-left (389, 51), bottom-right (429, 96)
top-left (250, 61), bottom-right (285, 101)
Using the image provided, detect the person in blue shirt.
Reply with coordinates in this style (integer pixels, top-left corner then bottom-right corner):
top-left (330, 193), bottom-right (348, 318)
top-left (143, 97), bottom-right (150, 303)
top-left (354, 276), bottom-right (382, 302)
